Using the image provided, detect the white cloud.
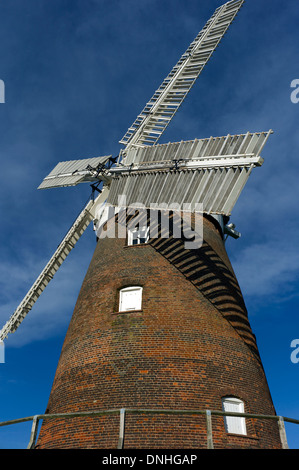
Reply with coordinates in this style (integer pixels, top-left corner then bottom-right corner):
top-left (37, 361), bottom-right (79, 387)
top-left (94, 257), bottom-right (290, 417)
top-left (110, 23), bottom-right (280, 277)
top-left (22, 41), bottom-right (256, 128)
top-left (231, 240), bottom-right (299, 298)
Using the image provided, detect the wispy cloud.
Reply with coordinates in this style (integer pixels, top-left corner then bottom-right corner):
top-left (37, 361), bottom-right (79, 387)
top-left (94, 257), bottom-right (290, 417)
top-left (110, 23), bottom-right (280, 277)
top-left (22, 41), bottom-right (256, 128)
top-left (231, 240), bottom-right (299, 298)
top-left (0, 235), bottom-right (94, 347)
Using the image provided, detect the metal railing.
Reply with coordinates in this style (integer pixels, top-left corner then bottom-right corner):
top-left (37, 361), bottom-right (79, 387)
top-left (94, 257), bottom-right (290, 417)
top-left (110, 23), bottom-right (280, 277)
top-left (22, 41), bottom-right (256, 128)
top-left (0, 408), bottom-right (298, 450)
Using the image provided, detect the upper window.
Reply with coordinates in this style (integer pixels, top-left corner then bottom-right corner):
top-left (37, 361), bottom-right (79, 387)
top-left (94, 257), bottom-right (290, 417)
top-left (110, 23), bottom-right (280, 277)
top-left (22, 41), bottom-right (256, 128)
top-left (127, 226), bottom-right (149, 246)
top-left (222, 397), bottom-right (247, 435)
top-left (119, 286), bottom-right (143, 312)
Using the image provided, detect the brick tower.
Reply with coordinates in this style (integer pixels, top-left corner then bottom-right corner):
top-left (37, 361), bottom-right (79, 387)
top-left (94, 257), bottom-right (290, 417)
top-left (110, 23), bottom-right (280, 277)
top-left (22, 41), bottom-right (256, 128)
top-left (0, 0), bottom-right (283, 450)
top-left (35, 210), bottom-right (282, 449)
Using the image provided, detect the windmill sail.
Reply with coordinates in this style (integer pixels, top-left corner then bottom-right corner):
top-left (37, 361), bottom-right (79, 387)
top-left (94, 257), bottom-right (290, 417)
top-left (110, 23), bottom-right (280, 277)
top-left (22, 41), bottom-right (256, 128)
top-left (120, 130), bottom-right (272, 167)
top-left (38, 155), bottom-right (111, 190)
top-left (108, 131), bottom-right (272, 215)
top-left (119, 0), bottom-right (244, 154)
top-left (0, 188), bottom-right (109, 341)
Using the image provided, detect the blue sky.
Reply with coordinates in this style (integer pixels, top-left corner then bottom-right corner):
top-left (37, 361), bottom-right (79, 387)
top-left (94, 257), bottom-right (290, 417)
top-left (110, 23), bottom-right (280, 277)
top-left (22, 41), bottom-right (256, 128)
top-left (0, 0), bottom-right (298, 449)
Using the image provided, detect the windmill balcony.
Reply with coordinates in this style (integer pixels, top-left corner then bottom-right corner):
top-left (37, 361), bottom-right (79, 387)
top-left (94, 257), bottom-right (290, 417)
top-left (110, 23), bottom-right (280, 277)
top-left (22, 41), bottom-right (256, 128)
top-left (0, 408), bottom-right (298, 449)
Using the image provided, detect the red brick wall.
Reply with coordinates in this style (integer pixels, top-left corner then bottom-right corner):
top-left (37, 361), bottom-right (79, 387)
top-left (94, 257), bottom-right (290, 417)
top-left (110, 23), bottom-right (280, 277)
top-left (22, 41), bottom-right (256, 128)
top-left (36, 213), bottom-right (281, 449)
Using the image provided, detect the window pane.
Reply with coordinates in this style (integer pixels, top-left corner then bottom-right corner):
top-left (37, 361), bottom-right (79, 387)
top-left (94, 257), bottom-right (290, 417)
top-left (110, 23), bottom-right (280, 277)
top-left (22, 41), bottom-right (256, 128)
top-left (222, 398), bottom-right (247, 435)
top-left (119, 287), bottom-right (142, 311)
top-left (128, 226), bottom-right (149, 246)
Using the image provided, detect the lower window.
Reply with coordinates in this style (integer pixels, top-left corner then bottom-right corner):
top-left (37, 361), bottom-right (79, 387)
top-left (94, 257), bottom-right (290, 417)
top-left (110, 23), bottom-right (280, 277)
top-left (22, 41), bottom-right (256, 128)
top-left (222, 397), bottom-right (247, 435)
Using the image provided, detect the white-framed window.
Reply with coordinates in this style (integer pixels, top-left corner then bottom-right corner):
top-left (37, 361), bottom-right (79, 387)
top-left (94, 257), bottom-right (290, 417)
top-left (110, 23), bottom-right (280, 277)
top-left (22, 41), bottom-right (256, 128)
top-left (127, 226), bottom-right (149, 246)
top-left (222, 397), bottom-right (247, 435)
top-left (119, 286), bottom-right (143, 312)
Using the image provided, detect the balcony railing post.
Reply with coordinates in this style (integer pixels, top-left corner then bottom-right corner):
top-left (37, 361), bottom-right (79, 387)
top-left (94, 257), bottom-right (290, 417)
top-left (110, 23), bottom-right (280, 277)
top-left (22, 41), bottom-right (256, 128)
top-left (27, 415), bottom-right (39, 449)
top-left (117, 408), bottom-right (126, 449)
top-left (278, 416), bottom-right (289, 449)
top-left (206, 410), bottom-right (214, 449)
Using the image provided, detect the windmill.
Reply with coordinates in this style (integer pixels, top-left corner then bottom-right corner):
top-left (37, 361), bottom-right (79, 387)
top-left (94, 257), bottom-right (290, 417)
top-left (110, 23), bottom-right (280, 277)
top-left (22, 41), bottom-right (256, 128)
top-left (0, 0), bottom-right (282, 449)
top-left (0, 0), bottom-right (269, 342)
